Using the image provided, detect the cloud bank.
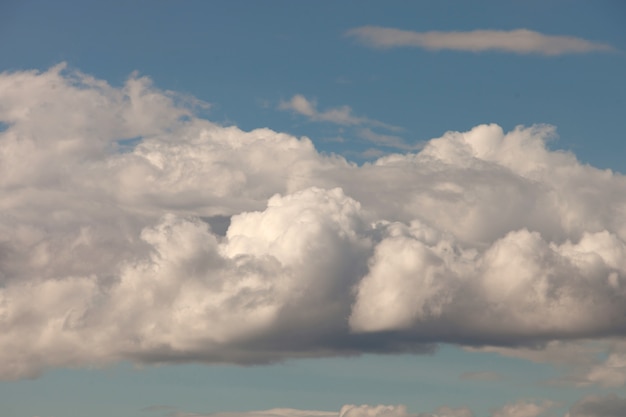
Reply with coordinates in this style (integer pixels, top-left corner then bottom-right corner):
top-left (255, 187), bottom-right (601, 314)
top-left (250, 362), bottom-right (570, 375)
top-left (1, 65), bottom-right (626, 379)
top-left (346, 27), bottom-right (615, 55)
top-left (148, 398), bottom-right (626, 417)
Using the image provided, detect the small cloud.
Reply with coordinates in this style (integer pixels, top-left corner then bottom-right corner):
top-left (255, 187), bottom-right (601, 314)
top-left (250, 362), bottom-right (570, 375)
top-left (279, 95), bottom-right (359, 125)
top-left (358, 128), bottom-right (421, 150)
top-left (460, 371), bottom-right (502, 381)
top-left (346, 27), bottom-right (616, 55)
top-left (278, 94), bottom-right (400, 130)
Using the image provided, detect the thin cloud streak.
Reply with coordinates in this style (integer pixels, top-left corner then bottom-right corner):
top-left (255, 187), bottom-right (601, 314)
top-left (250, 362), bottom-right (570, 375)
top-left (278, 94), bottom-right (401, 131)
top-left (346, 27), bottom-right (616, 55)
top-left (358, 128), bottom-right (422, 151)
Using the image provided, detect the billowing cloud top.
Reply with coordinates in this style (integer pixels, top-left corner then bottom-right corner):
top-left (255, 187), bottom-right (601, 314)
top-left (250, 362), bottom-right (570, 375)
top-left (1, 65), bottom-right (626, 379)
top-left (346, 27), bottom-right (615, 55)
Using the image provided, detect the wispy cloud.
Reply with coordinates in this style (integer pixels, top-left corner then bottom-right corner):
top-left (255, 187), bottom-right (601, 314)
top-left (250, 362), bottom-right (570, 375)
top-left (279, 94), bottom-right (363, 125)
top-left (358, 128), bottom-right (421, 150)
top-left (346, 27), bottom-right (615, 55)
top-left (278, 94), bottom-right (400, 130)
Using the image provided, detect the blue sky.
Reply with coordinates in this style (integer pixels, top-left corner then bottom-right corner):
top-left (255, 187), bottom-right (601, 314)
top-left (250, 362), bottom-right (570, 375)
top-left (1, 2), bottom-right (626, 417)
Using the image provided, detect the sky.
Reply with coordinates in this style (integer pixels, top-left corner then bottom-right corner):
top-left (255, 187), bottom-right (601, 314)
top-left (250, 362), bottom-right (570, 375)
top-left (1, 1), bottom-right (626, 417)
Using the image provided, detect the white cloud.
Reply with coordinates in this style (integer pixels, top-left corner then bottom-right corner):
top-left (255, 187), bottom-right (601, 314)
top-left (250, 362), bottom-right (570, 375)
top-left (346, 27), bottom-right (615, 55)
top-left (1, 65), bottom-right (626, 379)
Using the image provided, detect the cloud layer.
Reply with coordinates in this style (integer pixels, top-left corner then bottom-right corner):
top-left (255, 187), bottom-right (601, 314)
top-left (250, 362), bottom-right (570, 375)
top-left (346, 27), bottom-right (615, 55)
top-left (1, 65), bottom-right (626, 378)
top-left (147, 397), bottom-right (626, 417)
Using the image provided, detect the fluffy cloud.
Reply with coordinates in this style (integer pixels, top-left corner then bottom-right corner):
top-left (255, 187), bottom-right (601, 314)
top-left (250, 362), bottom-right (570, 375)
top-left (1, 65), bottom-right (626, 378)
top-left (346, 27), bottom-right (615, 55)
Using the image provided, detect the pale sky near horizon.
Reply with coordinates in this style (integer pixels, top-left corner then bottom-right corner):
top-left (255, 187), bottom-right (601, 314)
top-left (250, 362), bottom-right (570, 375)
top-left (1, 2), bottom-right (626, 417)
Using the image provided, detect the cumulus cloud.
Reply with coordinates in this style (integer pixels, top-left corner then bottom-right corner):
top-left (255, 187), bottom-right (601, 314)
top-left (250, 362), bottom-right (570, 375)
top-left (346, 27), bottom-right (615, 55)
top-left (2, 65), bottom-right (626, 378)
